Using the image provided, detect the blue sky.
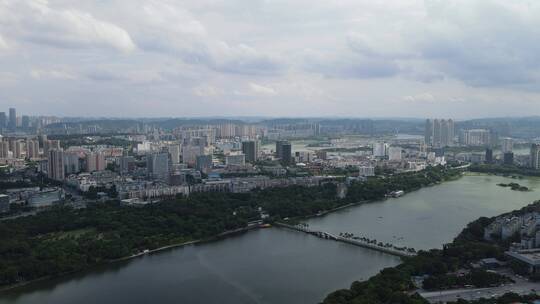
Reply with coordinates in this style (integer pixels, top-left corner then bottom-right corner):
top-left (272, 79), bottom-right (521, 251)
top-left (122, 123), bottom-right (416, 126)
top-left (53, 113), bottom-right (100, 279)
top-left (1, 0), bottom-right (540, 118)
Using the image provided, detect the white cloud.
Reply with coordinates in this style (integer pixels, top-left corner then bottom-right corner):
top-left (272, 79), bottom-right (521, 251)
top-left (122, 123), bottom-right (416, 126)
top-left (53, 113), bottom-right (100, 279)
top-left (248, 82), bottom-right (278, 96)
top-left (403, 92), bottom-right (435, 103)
top-left (30, 68), bottom-right (76, 80)
top-left (0, 0), bottom-right (135, 52)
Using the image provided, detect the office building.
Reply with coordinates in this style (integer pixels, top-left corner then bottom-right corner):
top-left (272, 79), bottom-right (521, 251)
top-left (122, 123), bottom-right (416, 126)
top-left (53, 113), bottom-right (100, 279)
top-left (47, 149), bottom-right (65, 181)
top-left (120, 156), bottom-right (135, 175)
top-left (0, 112), bottom-right (6, 129)
top-left (276, 141), bottom-right (292, 165)
top-left (147, 152), bottom-right (170, 181)
top-left (485, 148), bottom-right (493, 164)
top-left (503, 152), bottom-right (514, 165)
top-left (21, 115), bottom-right (30, 129)
top-left (63, 152), bottom-right (80, 175)
top-left (242, 140), bottom-right (259, 163)
top-left (8, 108), bottom-right (16, 130)
top-left (196, 155), bottom-right (213, 172)
top-left (531, 144), bottom-right (540, 170)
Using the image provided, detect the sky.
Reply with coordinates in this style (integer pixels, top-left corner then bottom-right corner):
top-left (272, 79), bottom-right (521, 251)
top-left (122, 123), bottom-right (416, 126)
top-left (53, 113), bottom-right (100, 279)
top-left (1, 0), bottom-right (540, 119)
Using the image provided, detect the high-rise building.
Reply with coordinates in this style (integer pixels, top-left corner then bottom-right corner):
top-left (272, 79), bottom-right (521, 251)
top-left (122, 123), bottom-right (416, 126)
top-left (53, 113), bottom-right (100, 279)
top-left (44, 140), bottom-right (61, 158)
top-left (424, 119), bottom-right (433, 145)
top-left (147, 152), bottom-right (170, 181)
top-left (388, 146), bottom-right (402, 161)
top-left (26, 140), bottom-right (40, 159)
top-left (276, 141), bottom-right (292, 165)
top-left (8, 108), bottom-right (16, 130)
top-left (47, 149), bottom-right (65, 181)
top-left (503, 152), bottom-right (514, 165)
top-left (168, 144), bottom-right (181, 164)
top-left (14, 140), bottom-right (24, 159)
top-left (21, 115), bottom-right (30, 129)
top-left (119, 156), bottom-right (135, 175)
top-left (530, 144), bottom-right (540, 170)
top-left (501, 138), bottom-right (513, 153)
top-left (0, 141), bottom-right (9, 158)
top-left (485, 148), bottom-right (493, 164)
top-left (0, 194), bottom-right (9, 213)
top-left (373, 142), bottom-right (388, 158)
top-left (425, 118), bottom-right (454, 147)
top-left (242, 140), bottom-right (259, 163)
top-left (64, 152), bottom-right (80, 175)
top-left (196, 155), bottom-right (213, 172)
top-left (459, 129), bottom-right (492, 146)
top-left (86, 152), bottom-right (106, 172)
top-left (0, 112), bottom-right (6, 129)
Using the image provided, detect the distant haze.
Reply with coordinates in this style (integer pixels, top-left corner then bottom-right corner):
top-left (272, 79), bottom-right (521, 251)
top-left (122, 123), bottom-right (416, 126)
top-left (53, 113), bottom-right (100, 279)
top-left (1, 1), bottom-right (540, 118)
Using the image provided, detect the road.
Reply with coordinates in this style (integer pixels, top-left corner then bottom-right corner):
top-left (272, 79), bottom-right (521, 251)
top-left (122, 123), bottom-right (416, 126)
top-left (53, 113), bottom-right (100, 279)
top-left (420, 272), bottom-right (538, 303)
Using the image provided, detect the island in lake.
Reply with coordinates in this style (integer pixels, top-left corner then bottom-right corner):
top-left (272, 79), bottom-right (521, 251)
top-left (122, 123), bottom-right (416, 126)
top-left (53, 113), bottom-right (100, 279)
top-left (497, 182), bottom-right (531, 191)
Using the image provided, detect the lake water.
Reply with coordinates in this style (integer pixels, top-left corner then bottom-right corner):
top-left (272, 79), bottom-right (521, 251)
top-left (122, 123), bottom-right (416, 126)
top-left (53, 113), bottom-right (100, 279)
top-left (2, 173), bottom-right (540, 304)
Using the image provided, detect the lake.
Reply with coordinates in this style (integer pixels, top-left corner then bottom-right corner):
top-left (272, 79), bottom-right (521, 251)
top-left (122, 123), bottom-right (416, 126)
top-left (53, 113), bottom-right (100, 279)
top-left (2, 173), bottom-right (539, 304)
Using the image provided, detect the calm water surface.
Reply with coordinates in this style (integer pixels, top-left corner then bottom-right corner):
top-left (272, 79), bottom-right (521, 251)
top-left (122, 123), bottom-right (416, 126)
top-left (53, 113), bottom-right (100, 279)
top-left (2, 173), bottom-right (539, 304)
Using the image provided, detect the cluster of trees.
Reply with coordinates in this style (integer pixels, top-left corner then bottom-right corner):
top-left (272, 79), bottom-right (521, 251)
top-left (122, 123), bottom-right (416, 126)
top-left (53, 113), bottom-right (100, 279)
top-left (345, 166), bottom-right (462, 203)
top-left (422, 269), bottom-right (510, 290)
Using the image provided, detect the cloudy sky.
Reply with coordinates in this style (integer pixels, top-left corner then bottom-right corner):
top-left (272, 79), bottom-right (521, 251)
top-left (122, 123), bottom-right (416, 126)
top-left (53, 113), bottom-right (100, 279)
top-left (1, 0), bottom-right (540, 118)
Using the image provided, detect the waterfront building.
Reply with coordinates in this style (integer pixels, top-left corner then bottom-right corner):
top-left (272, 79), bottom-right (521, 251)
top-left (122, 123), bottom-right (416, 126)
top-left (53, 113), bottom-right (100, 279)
top-left (503, 152), bottom-right (514, 165)
top-left (485, 148), bottom-right (493, 164)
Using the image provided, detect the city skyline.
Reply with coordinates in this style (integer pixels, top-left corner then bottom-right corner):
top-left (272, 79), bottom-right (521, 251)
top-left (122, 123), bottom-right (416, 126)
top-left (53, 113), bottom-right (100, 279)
top-left (1, 1), bottom-right (540, 118)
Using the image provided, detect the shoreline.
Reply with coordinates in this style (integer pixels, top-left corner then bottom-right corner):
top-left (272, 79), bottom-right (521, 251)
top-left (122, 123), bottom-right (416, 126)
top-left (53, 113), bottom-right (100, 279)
top-left (0, 224), bottom-right (261, 293)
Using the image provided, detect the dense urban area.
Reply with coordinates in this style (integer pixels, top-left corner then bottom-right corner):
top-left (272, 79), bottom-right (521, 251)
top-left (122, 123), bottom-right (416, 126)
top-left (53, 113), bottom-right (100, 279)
top-left (1, 108), bottom-right (540, 303)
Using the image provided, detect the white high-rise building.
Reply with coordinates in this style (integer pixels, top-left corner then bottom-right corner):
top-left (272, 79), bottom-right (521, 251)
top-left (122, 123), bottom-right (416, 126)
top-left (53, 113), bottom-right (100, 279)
top-left (501, 138), bottom-right (513, 153)
top-left (373, 142), bottom-right (388, 158)
top-left (388, 147), bottom-right (402, 161)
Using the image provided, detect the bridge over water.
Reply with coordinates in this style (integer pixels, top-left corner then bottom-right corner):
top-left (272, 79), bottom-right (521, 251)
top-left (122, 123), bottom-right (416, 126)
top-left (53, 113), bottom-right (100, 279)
top-left (276, 222), bottom-right (417, 258)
